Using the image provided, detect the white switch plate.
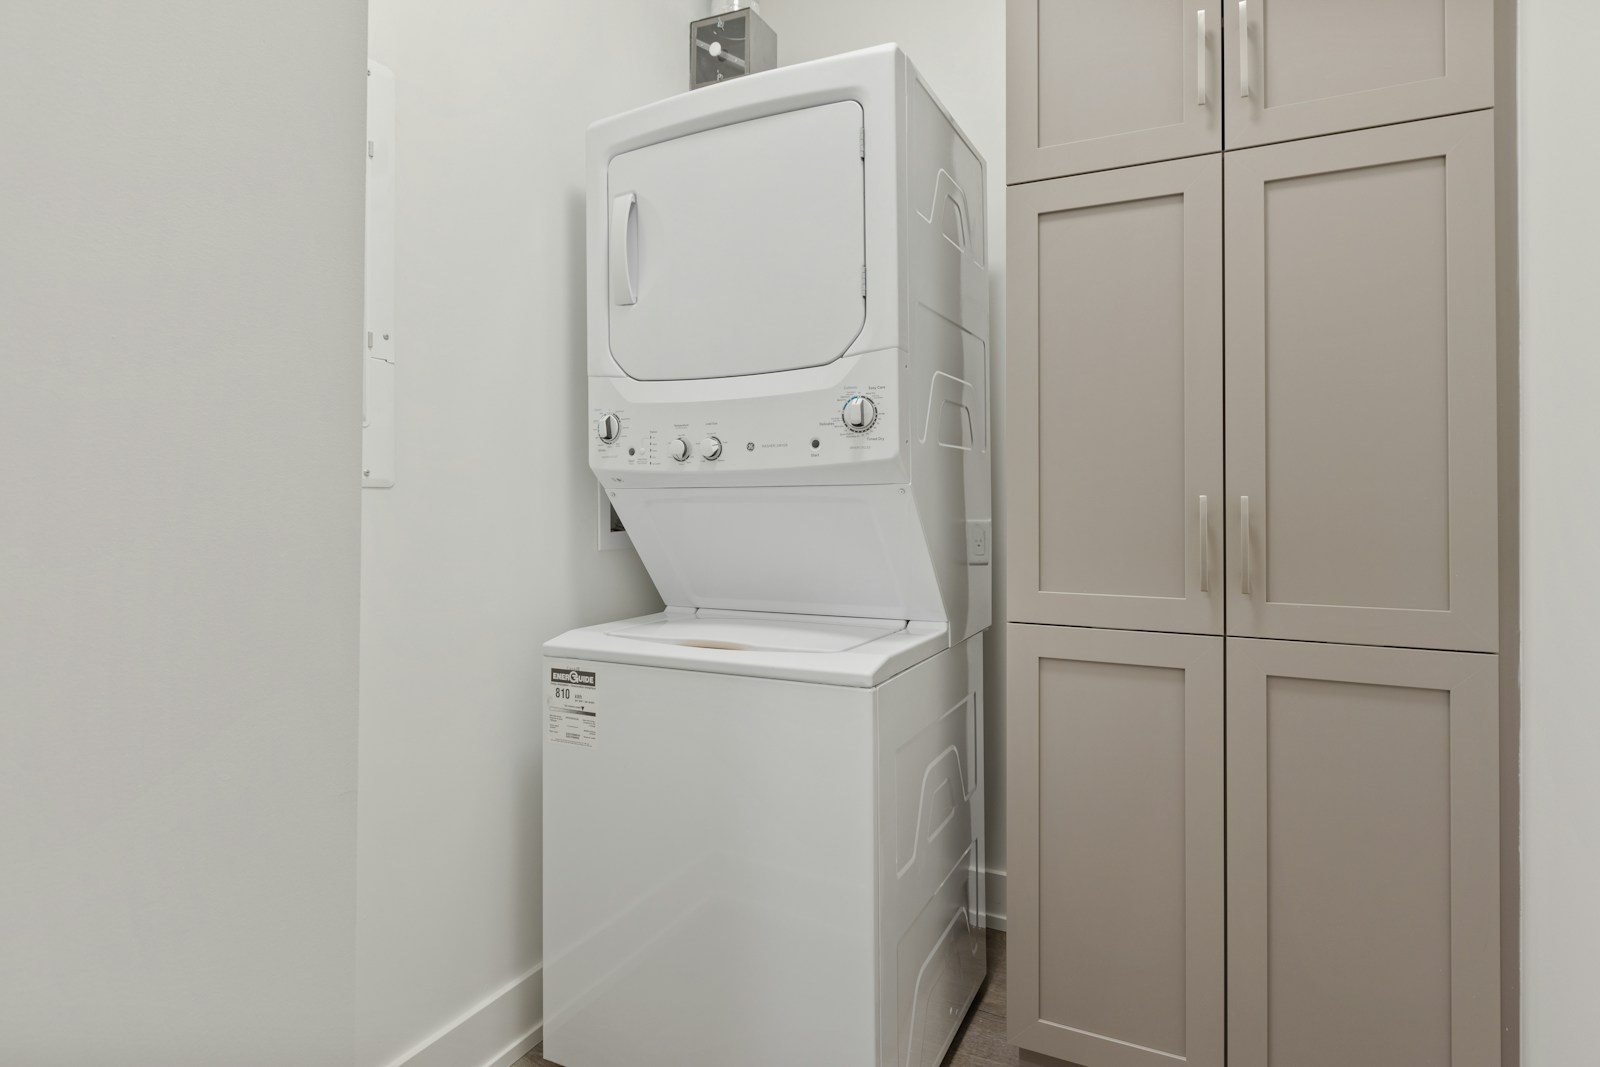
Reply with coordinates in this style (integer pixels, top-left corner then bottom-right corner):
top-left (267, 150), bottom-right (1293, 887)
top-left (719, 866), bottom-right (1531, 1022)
top-left (363, 61), bottom-right (396, 488)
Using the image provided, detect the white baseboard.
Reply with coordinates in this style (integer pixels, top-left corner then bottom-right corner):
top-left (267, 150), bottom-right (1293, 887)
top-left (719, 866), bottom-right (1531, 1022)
top-left (380, 964), bottom-right (543, 1067)
top-left (983, 868), bottom-right (1007, 932)
top-left (376, 872), bottom-right (1001, 1067)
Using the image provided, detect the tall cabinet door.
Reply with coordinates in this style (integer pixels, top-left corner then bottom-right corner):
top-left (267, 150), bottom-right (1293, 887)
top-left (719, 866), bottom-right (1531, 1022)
top-left (1225, 0), bottom-right (1493, 149)
top-left (1227, 638), bottom-right (1500, 1067)
top-left (1009, 156), bottom-right (1223, 635)
top-left (1008, 0), bottom-right (1221, 181)
top-left (1224, 112), bottom-right (1498, 651)
top-left (1009, 625), bottom-right (1224, 1067)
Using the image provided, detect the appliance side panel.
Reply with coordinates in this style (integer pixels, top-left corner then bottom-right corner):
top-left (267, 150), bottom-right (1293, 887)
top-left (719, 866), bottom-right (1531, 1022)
top-left (874, 639), bottom-right (988, 1067)
top-left (907, 76), bottom-right (994, 644)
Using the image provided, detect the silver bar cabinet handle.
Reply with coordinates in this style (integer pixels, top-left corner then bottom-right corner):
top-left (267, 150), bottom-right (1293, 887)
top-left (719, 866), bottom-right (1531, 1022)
top-left (1240, 495), bottom-right (1252, 595)
top-left (1238, 0), bottom-right (1251, 98)
top-left (1199, 495), bottom-right (1211, 593)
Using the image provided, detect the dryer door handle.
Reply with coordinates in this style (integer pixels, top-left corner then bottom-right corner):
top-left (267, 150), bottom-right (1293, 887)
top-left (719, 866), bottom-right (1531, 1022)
top-left (610, 192), bottom-right (639, 306)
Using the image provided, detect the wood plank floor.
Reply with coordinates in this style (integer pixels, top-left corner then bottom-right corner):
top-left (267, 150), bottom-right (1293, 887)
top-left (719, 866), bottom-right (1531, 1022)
top-left (519, 928), bottom-right (1017, 1067)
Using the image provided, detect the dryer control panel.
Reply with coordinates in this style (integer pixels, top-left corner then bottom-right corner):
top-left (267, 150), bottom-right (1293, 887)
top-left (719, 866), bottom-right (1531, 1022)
top-left (590, 384), bottom-right (899, 477)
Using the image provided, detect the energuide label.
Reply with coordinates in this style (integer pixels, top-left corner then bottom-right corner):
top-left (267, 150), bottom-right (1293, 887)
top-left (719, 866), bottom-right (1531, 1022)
top-left (547, 666), bottom-right (599, 749)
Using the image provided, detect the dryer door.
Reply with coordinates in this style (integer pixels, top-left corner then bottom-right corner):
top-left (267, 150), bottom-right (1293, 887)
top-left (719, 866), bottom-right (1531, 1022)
top-left (606, 100), bottom-right (867, 381)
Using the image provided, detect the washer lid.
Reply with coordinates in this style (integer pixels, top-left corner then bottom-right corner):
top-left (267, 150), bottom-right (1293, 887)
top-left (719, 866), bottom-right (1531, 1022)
top-left (545, 609), bottom-right (949, 687)
top-left (605, 100), bottom-right (867, 381)
top-left (607, 612), bottom-right (903, 653)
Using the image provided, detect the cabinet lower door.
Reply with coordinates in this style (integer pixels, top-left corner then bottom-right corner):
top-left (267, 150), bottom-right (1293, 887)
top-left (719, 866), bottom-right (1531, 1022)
top-left (1226, 638), bottom-right (1500, 1067)
top-left (1007, 625), bottom-right (1224, 1067)
top-left (1224, 113), bottom-right (1498, 651)
top-left (1008, 0), bottom-right (1220, 181)
top-left (1225, 0), bottom-right (1493, 148)
top-left (1008, 156), bottom-right (1223, 635)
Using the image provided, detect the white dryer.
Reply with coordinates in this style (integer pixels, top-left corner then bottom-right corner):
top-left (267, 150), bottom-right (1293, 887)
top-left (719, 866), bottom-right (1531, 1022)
top-left (544, 44), bottom-right (991, 1067)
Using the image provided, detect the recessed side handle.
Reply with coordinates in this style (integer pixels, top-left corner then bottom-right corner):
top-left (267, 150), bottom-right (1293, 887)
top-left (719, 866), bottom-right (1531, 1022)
top-left (1199, 495), bottom-right (1211, 593)
top-left (1240, 495), bottom-right (1252, 595)
top-left (610, 192), bottom-right (638, 307)
top-left (928, 169), bottom-right (970, 255)
top-left (1196, 9), bottom-right (1209, 107)
top-left (1238, 1), bottom-right (1251, 98)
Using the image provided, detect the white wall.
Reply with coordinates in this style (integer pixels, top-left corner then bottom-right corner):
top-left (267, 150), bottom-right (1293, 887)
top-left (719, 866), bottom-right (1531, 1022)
top-left (357, 4), bottom-right (700, 1065)
top-left (1519, 1), bottom-right (1600, 1063)
top-left (757, 0), bottom-right (1011, 922)
top-left (0, 3), bottom-right (367, 1065)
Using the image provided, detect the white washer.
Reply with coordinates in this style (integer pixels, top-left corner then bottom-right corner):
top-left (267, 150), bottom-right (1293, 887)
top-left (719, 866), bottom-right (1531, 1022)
top-left (543, 612), bottom-right (984, 1067)
top-left (545, 44), bottom-right (991, 1067)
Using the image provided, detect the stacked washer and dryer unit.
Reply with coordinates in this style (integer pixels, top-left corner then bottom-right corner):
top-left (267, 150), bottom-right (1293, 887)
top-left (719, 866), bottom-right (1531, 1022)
top-left (543, 45), bottom-right (991, 1067)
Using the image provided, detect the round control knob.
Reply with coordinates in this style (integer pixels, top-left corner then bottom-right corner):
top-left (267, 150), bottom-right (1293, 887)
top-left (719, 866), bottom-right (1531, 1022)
top-left (594, 412), bottom-right (622, 444)
top-left (668, 437), bottom-right (691, 463)
top-left (699, 436), bottom-right (723, 461)
top-left (842, 395), bottom-right (878, 433)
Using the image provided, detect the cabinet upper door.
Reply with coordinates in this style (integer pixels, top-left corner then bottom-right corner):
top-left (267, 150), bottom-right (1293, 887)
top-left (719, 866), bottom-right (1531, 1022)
top-left (1008, 1), bottom-right (1221, 182)
top-left (1009, 156), bottom-right (1223, 635)
top-left (1224, 112), bottom-right (1497, 651)
top-left (1226, 638), bottom-right (1500, 1067)
top-left (1008, 624), bottom-right (1224, 1067)
top-left (1226, 0), bottom-right (1494, 149)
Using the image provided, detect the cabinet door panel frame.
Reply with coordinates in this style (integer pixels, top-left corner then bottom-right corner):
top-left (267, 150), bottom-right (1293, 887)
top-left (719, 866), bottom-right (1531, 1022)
top-left (1008, 624), bottom-right (1225, 1067)
top-left (1225, 0), bottom-right (1494, 149)
top-left (1009, 156), bottom-right (1224, 635)
top-left (1008, 0), bottom-right (1222, 182)
top-left (1224, 112), bottom-right (1498, 650)
top-left (1226, 638), bottom-right (1500, 1067)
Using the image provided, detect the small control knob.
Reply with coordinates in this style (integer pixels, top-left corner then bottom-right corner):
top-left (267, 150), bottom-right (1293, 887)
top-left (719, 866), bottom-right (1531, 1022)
top-left (668, 437), bottom-right (691, 463)
top-left (842, 395), bottom-right (878, 433)
top-left (699, 436), bottom-right (723, 461)
top-left (595, 412), bottom-right (622, 443)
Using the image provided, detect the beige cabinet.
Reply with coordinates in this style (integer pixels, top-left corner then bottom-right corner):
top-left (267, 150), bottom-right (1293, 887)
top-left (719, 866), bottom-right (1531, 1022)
top-left (1226, 0), bottom-right (1494, 149)
top-left (1005, 7), bottom-right (1512, 1067)
top-left (1226, 638), bottom-right (1500, 1067)
top-left (1006, 0), bottom-right (1493, 182)
top-left (1007, 625), bottom-right (1224, 1067)
top-left (1008, 0), bottom-right (1221, 182)
top-left (1008, 155), bottom-right (1223, 635)
top-left (1009, 115), bottom-right (1502, 650)
top-left (1224, 112), bottom-right (1499, 652)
